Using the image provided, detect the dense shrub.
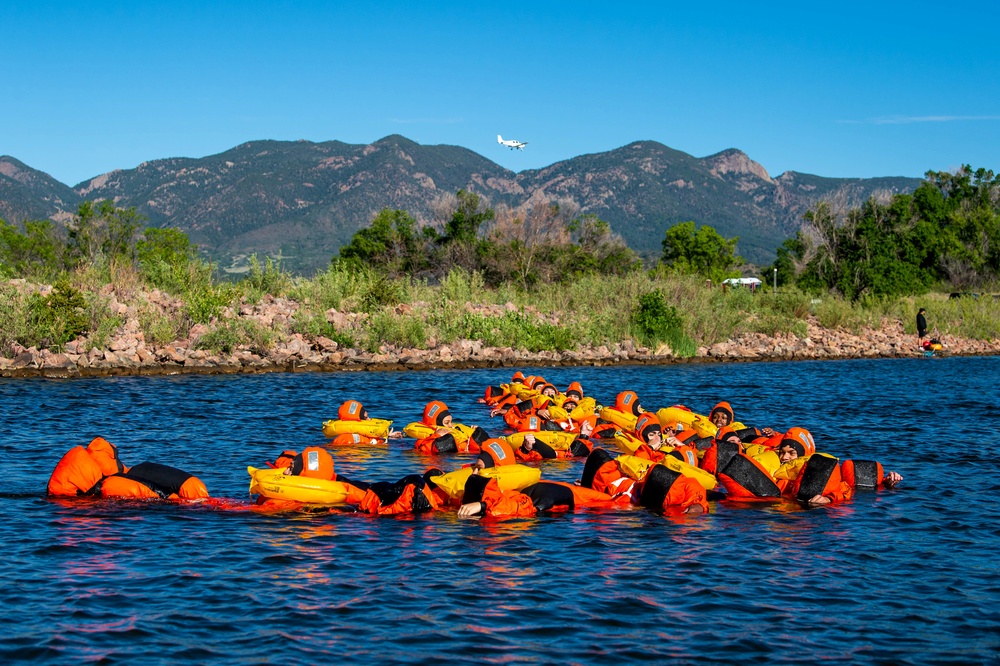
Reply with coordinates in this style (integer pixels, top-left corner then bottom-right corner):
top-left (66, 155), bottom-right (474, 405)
top-left (194, 319), bottom-right (273, 355)
top-left (25, 280), bottom-right (89, 349)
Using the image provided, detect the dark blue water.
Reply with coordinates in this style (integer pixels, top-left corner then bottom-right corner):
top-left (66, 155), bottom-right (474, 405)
top-left (2, 357), bottom-right (999, 664)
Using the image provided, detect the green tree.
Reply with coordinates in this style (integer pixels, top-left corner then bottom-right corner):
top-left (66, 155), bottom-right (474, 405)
top-left (67, 200), bottom-right (144, 267)
top-left (661, 221), bottom-right (742, 282)
top-left (768, 233), bottom-right (806, 288)
top-left (923, 166), bottom-right (1000, 287)
top-left (0, 219), bottom-right (64, 279)
top-left (136, 227), bottom-right (211, 293)
top-left (796, 197), bottom-right (935, 299)
top-left (565, 214), bottom-right (640, 277)
top-left (339, 208), bottom-right (428, 276)
top-left (444, 190), bottom-right (494, 244)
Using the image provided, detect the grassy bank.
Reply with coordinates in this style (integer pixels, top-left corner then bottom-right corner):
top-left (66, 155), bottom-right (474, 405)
top-left (2, 261), bottom-right (998, 360)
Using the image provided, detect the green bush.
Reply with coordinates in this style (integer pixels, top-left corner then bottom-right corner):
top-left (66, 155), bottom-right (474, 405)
top-left (365, 312), bottom-right (427, 352)
top-left (138, 301), bottom-right (187, 346)
top-left (194, 319), bottom-right (273, 355)
top-left (360, 274), bottom-right (404, 312)
top-left (184, 284), bottom-right (238, 324)
top-left (756, 288), bottom-right (812, 319)
top-left (242, 254), bottom-right (291, 302)
top-left (137, 227), bottom-right (212, 294)
top-left (288, 263), bottom-right (367, 311)
top-left (0, 286), bottom-right (29, 355)
top-left (0, 219), bottom-right (65, 280)
top-left (290, 310), bottom-right (355, 348)
top-left (630, 290), bottom-right (698, 357)
top-left (444, 311), bottom-right (578, 352)
top-left (440, 268), bottom-right (485, 304)
top-left (632, 291), bottom-right (683, 345)
top-left (24, 280), bottom-right (90, 349)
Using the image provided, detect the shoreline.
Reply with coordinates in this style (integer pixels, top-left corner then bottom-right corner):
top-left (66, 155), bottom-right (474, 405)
top-left (4, 329), bottom-right (998, 380)
top-left (5, 282), bottom-right (998, 379)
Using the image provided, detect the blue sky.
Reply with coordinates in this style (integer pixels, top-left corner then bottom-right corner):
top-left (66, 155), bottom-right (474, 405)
top-left (3, 1), bottom-right (998, 186)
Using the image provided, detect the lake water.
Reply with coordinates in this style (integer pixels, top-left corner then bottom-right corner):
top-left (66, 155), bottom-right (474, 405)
top-left (2, 357), bottom-right (998, 664)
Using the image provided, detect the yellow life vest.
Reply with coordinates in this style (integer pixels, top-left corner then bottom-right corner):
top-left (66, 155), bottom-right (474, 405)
top-left (248, 466), bottom-right (350, 505)
top-left (322, 418), bottom-right (392, 439)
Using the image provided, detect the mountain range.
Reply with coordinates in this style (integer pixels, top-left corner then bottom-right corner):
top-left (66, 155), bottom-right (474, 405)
top-left (0, 136), bottom-right (923, 274)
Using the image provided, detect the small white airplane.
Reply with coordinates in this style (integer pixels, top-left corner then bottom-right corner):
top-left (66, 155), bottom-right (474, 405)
top-left (497, 134), bottom-right (527, 150)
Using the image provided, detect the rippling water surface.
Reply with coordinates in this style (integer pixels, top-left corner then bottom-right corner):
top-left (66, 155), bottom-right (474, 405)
top-left (2, 358), bottom-right (999, 664)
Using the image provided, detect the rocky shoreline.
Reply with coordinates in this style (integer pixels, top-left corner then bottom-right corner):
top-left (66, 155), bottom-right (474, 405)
top-left (3, 294), bottom-right (998, 378)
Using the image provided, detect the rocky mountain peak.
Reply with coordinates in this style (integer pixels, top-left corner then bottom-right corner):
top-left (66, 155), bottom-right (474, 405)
top-left (705, 148), bottom-right (774, 184)
top-left (0, 157), bottom-right (28, 181)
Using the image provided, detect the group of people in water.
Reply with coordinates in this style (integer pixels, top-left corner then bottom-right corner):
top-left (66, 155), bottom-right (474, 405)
top-left (47, 370), bottom-right (904, 520)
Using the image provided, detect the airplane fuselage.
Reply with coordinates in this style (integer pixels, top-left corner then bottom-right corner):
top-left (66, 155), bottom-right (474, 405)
top-left (497, 134), bottom-right (527, 150)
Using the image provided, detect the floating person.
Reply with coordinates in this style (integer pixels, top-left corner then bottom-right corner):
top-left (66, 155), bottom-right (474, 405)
top-left (717, 427), bottom-right (904, 505)
top-left (322, 400), bottom-right (404, 444)
top-left (579, 447), bottom-right (710, 514)
top-left (512, 432), bottom-right (592, 462)
top-left (456, 474), bottom-right (619, 519)
top-left (47, 436), bottom-right (209, 500)
top-left (409, 401), bottom-right (489, 454)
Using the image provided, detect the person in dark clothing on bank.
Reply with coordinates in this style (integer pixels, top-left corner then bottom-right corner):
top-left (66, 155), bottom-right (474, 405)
top-left (917, 308), bottom-right (928, 345)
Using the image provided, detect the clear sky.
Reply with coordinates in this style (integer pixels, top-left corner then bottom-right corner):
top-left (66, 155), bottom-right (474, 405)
top-left (3, 0), bottom-right (998, 186)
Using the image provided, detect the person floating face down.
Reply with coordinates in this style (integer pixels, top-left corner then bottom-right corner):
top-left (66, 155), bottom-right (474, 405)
top-left (482, 372), bottom-right (534, 407)
top-left (774, 428), bottom-right (903, 505)
top-left (47, 436), bottom-right (209, 501)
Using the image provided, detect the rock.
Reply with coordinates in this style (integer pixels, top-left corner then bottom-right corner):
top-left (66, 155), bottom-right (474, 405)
top-left (315, 336), bottom-right (339, 352)
top-left (218, 355), bottom-right (241, 368)
top-left (110, 336), bottom-right (135, 352)
top-left (42, 353), bottom-right (76, 370)
top-left (326, 309), bottom-right (351, 329)
top-left (158, 346), bottom-right (187, 363)
top-left (283, 337), bottom-right (312, 357)
top-left (11, 351), bottom-right (37, 368)
top-left (189, 324), bottom-right (210, 339)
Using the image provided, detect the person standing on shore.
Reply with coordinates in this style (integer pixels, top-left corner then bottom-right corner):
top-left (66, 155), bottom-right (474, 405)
top-left (917, 308), bottom-right (928, 345)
